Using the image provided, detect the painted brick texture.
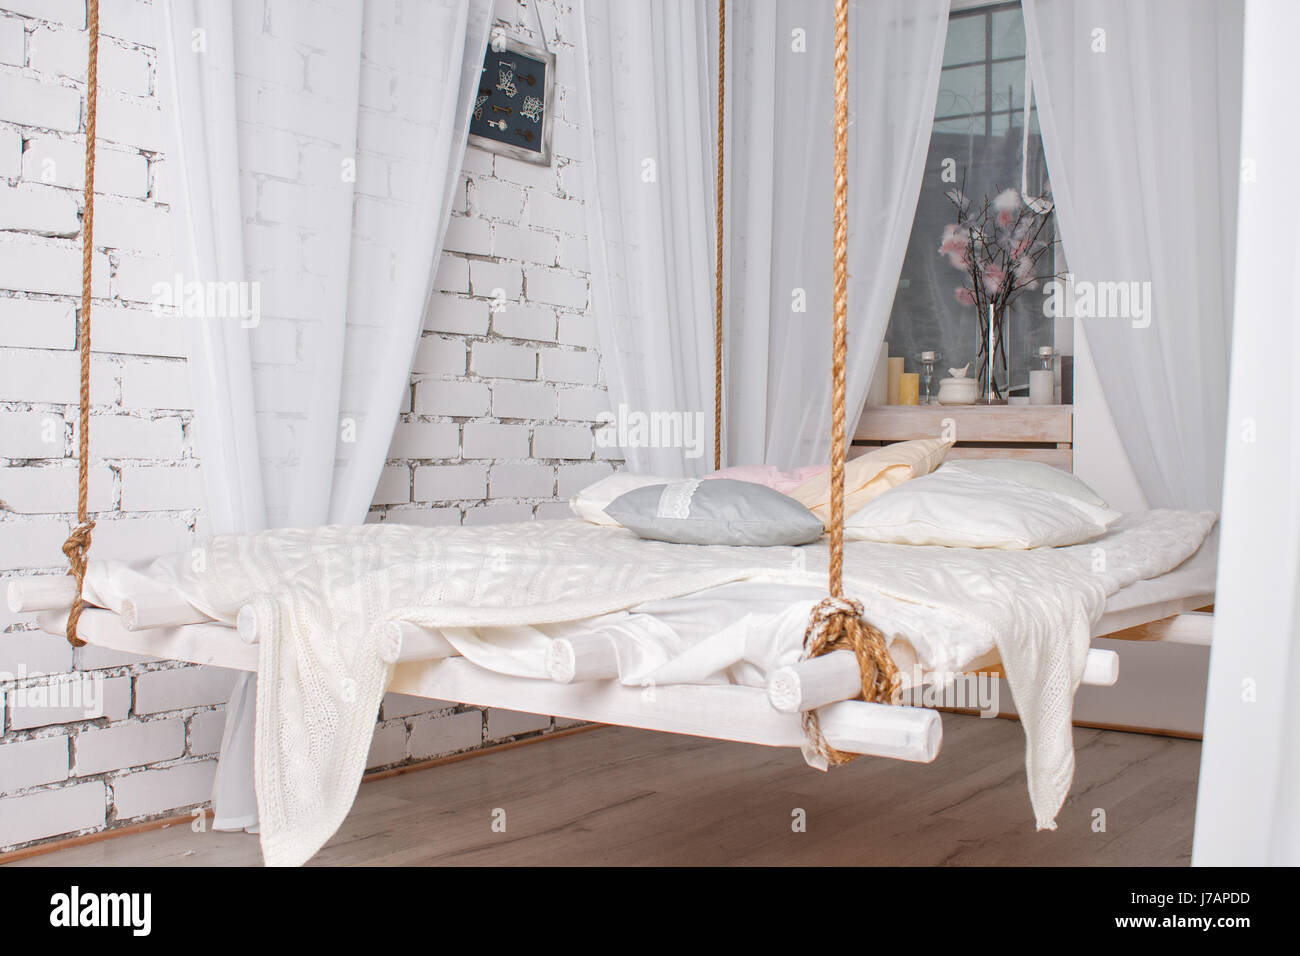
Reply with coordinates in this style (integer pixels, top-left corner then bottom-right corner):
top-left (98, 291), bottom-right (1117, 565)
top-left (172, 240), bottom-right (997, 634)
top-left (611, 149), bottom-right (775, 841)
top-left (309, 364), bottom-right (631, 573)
top-left (0, 0), bottom-right (612, 853)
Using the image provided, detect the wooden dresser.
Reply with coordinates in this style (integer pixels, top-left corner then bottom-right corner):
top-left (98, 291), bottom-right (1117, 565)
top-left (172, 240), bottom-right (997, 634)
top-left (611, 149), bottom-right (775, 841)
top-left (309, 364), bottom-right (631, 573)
top-left (853, 404), bottom-right (1074, 471)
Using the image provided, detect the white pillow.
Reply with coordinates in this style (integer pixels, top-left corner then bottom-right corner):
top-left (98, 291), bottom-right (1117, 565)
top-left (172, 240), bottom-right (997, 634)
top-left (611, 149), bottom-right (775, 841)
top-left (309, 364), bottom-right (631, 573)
top-left (570, 472), bottom-right (678, 525)
top-left (843, 467), bottom-right (1121, 549)
top-left (941, 458), bottom-right (1108, 508)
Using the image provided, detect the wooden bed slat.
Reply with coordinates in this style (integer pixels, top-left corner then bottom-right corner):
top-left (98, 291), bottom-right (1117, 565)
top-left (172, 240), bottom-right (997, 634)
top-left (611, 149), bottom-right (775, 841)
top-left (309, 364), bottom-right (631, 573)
top-left (1099, 610), bottom-right (1214, 646)
top-left (1092, 597), bottom-right (1215, 639)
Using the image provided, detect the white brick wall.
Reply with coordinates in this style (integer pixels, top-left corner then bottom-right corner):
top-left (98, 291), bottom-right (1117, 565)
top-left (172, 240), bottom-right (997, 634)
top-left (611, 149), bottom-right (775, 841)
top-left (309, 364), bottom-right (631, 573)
top-left (0, 0), bottom-right (615, 854)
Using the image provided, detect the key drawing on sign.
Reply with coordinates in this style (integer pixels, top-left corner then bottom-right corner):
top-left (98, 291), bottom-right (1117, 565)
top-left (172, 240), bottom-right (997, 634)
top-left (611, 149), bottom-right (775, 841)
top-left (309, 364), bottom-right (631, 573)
top-left (520, 95), bottom-right (543, 123)
top-left (487, 118), bottom-right (507, 131)
top-left (515, 128), bottom-right (535, 142)
top-left (497, 60), bottom-right (518, 98)
top-left (473, 93), bottom-right (488, 121)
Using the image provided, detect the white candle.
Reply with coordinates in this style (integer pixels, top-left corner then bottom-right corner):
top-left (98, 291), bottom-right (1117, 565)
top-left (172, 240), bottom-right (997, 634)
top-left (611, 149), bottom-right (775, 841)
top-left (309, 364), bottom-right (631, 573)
top-left (921, 350), bottom-right (935, 361)
top-left (1030, 369), bottom-right (1055, 405)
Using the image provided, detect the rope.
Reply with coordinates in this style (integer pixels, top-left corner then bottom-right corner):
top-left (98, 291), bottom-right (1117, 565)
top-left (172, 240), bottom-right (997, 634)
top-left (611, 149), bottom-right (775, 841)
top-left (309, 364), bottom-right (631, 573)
top-left (713, 0), bottom-right (725, 472)
top-left (801, 0), bottom-right (901, 764)
top-left (828, 0), bottom-right (849, 603)
top-left (801, 597), bottom-right (901, 764)
top-left (61, 0), bottom-right (100, 648)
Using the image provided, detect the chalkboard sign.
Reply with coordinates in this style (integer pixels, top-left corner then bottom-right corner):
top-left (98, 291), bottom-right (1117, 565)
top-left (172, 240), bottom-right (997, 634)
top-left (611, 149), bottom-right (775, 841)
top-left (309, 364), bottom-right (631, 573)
top-left (467, 36), bottom-right (555, 166)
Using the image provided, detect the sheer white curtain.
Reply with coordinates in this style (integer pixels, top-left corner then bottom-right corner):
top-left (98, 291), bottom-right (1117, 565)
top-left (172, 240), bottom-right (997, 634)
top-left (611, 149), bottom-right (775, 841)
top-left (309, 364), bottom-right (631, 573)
top-left (576, 0), bottom-right (719, 477)
top-left (577, 0), bottom-right (948, 474)
top-left (1194, 0), bottom-right (1300, 866)
top-left (156, 0), bottom-right (491, 828)
top-left (724, 0), bottom-right (949, 470)
top-left (1023, 0), bottom-right (1243, 511)
top-left (160, 0), bottom-right (491, 527)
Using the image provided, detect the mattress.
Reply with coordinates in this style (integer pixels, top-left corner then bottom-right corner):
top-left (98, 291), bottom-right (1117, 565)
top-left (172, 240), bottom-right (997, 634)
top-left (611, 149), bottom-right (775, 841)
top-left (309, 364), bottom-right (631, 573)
top-left (1095, 526), bottom-right (1218, 635)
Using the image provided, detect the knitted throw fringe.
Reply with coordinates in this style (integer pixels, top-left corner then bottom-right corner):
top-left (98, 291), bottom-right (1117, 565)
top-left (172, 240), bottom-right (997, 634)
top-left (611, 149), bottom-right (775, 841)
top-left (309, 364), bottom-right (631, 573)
top-left (62, 0), bottom-right (100, 648)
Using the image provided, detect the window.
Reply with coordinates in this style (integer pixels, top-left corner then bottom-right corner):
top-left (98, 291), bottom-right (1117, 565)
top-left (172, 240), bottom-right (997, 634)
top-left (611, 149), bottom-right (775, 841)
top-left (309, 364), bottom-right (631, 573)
top-left (884, 1), bottom-right (1057, 399)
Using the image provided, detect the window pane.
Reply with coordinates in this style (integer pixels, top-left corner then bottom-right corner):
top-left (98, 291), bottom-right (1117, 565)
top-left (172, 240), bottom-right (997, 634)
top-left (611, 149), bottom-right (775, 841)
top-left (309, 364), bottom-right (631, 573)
top-left (943, 14), bottom-right (986, 66)
top-left (934, 116), bottom-right (982, 135)
top-left (991, 59), bottom-right (1026, 114)
top-left (991, 7), bottom-right (1026, 59)
top-left (936, 64), bottom-right (986, 119)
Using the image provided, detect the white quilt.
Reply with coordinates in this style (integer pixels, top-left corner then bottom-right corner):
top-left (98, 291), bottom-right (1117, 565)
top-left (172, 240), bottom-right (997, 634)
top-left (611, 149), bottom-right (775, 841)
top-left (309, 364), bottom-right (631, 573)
top-left (142, 509), bottom-right (1213, 866)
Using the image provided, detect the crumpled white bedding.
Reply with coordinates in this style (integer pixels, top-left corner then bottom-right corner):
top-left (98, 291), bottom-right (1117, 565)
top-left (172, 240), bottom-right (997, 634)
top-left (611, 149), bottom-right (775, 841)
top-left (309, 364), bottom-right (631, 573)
top-left (81, 508), bottom-right (1215, 866)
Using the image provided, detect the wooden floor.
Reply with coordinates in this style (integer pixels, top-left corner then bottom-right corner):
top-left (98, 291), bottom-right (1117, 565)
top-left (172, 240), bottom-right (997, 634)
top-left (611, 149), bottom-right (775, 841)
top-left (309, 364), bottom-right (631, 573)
top-left (10, 714), bottom-right (1200, 866)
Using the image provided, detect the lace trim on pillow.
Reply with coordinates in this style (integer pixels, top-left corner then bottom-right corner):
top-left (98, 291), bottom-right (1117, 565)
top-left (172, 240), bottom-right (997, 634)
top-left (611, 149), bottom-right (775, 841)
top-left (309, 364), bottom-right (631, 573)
top-left (657, 479), bottom-right (702, 520)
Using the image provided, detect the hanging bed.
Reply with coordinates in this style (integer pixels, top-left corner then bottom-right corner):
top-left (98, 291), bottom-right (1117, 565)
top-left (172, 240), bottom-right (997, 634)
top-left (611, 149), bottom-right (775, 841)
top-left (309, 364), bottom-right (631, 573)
top-left (15, 502), bottom-right (1215, 865)
top-left (16, 0), bottom-right (1218, 866)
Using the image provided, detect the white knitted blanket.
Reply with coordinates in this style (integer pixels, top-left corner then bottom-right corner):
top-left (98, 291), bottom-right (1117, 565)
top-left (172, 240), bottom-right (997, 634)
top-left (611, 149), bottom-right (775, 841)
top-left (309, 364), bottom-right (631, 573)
top-left (176, 510), bottom-right (1215, 866)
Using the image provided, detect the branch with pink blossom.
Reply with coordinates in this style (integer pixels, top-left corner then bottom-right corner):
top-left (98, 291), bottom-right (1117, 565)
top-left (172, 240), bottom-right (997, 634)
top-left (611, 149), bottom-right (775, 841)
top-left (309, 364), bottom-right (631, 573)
top-left (939, 175), bottom-right (1065, 398)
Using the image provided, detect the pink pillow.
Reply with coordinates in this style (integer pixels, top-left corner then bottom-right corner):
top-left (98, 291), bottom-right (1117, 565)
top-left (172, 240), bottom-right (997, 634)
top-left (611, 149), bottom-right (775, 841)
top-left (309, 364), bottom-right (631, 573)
top-left (702, 464), bottom-right (829, 495)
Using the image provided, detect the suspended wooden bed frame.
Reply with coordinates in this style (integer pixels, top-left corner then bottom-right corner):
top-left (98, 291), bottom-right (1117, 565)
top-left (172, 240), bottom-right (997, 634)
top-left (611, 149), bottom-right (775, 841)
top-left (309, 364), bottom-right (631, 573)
top-left (15, 0), bottom-right (1214, 801)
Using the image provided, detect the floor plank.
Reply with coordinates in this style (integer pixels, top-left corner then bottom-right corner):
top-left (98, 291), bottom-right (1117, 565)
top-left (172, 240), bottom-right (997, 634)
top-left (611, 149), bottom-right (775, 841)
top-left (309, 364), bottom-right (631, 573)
top-left (8, 714), bottom-right (1200, 866)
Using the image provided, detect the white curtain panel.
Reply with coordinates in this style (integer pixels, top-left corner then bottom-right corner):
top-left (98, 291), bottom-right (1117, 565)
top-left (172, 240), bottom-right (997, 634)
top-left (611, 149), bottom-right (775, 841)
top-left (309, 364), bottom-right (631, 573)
top-left (1022, 0), bottom-right (1243, 511)
top-left (160, 0), bottom-right (491, 526)
top-left (576, 0), bottom-right (719, 477)
top-left (156, 0), bottom-right (491, 829)
top-left (1194, 0), bottom-right (1300, 866)
top-left (724, 0), bottom-right (949, 471)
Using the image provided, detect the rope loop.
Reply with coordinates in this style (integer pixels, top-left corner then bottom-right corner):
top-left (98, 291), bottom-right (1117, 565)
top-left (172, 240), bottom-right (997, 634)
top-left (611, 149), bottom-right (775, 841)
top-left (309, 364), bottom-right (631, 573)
top-left (61, 519), bottom-right (96, 647)
top-left (800, 594), bottom-right (901, 765)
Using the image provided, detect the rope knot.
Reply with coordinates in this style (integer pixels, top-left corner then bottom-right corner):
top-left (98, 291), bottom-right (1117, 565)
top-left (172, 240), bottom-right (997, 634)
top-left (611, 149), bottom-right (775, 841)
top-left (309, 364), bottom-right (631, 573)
top-left (806, 595), bottom-right (862, 632)
top-left (60, 519), bottom-right (96, 648)
top-left (800, 594), bottom-right (901, 765)
top-left (61, 520), bottom-right (96, 570)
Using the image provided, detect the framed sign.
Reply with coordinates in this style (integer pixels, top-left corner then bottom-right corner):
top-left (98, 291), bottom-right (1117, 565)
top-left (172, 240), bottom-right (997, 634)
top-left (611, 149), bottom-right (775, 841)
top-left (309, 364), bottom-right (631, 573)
top-left (468, 35), bottom-right (555, 166)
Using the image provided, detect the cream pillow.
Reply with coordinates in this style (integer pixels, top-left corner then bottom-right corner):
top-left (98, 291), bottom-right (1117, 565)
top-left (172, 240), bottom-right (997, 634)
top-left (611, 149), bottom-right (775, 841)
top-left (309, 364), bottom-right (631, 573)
top-left (843, 466), bottom-right (1121, 549)
top-left (570, 472), bottom-right (678, 525)
top-left (789, 437), bottom-right (954, 525)
top-left (943, 458), bottom-right (1108, 508)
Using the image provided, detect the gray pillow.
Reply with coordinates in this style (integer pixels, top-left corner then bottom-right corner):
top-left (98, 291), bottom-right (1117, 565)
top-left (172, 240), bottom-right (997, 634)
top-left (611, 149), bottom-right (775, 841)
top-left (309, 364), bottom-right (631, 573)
top-left (605, 478), bottom-right (824, 546)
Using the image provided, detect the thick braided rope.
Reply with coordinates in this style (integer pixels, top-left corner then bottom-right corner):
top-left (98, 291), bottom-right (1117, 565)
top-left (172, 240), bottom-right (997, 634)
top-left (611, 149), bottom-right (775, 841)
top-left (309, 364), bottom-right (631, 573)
top-left (801, 0), bottom-right (900, 764)
top-left (827, 0), bottom-right (849, 601)
top-left (713, 0), bottom-right (725, 471)
top-left (802, 598), bottom-right (901, 764)
top-left (62, 0), bottom-right (100, 648)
